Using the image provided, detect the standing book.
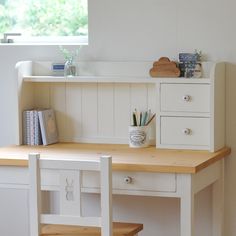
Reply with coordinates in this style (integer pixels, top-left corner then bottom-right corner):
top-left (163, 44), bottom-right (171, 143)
top-left (34, 110), bottom-right (42, 145)
top-left (23, 109), bottom-right (42, 145)
top-left (38, 109), bottom-right (58, 145)
top-left (23, 110), bottom-right (30, 145)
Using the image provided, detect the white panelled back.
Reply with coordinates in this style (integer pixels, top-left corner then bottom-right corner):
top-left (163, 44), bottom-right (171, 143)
top-left (33, 82), bottom-right (156, 144)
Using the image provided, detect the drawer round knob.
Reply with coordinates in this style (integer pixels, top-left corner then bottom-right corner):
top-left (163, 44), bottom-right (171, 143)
top-left (182, 128), bottom-right (191, 135)
top-left (124, 176), bottom-right (133, 184)
top-left (182, 95), bottom-right (191, 102)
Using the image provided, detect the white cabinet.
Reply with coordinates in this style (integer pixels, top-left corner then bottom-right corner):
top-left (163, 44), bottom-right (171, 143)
top-left (16, 61), bottom-right (225, 152)
top-left (157, 62), bottom-right (225, 151)
top-left (0, 188), bottom-right (29, 236)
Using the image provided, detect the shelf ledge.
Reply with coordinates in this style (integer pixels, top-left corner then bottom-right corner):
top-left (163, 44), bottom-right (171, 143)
top-left (23, 75), bottom-right (211, 84)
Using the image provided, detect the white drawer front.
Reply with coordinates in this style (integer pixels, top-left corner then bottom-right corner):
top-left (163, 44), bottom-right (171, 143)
top-left (82, 171), bottom-right (176, 193)
top-left (0, 167), bottom-right (28, 185)
top-left (160, 116), bottom-right (210, 146)
top-left (160, 84), bottom-right (210, 113)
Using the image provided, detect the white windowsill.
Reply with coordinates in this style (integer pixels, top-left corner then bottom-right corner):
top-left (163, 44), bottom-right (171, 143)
top-left (0, 36), bottom-right (88, 46)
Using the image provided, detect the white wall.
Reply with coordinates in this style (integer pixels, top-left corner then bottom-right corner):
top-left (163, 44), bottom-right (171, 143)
top-left (0, 0), bottom-right (236, 235)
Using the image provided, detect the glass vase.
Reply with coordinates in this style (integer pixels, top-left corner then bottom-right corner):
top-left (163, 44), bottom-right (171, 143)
top-left (64, 59), bottom-right (77, 77)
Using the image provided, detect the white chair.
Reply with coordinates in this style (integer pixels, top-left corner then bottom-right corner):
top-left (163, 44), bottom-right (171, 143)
top-left (28, 153), bottom-right (143, 236)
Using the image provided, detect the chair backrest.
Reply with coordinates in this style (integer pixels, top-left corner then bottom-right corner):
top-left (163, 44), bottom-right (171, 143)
top-left (28, 153), bottom-right (112, 236)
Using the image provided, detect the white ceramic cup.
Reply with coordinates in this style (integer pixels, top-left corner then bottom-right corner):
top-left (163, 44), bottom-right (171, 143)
top-left (129, 125), bottom-right (149, 148)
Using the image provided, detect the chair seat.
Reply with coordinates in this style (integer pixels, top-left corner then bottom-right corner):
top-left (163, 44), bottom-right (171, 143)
top-left (41, 222), bottom-right (143, 236)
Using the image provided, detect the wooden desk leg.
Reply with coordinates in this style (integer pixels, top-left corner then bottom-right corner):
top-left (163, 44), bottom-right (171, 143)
top-left (180, 174), bottom-right (194, 236)
top-left (212, 159), bottom-right (224, 236)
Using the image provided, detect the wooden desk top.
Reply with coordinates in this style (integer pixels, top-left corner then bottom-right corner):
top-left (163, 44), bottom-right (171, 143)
top-left (0, 143), bottom-right (231, 174)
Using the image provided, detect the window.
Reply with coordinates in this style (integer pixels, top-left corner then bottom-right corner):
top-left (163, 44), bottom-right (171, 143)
top-left (0, 0), bottom-right (88, 45)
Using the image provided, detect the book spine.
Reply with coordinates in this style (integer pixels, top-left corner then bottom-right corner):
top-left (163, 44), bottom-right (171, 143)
top-left (34, 111), bottom-right (42, 145)
top-left (23, 110), bottom-right (31, 145)
top-left (27, 111), bottom-right (31, 145)
top-left (23, 111), bottom-right (27, 145)
top-left (29, 110), bottom-right (35, 145)
top-left (38, 111), bottom-right (42, 145)
top-left (38, 111), bottom-right (47, 145)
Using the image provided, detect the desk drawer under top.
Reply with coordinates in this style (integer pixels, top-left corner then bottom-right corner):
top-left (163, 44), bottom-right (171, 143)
top-left (82, 171), bottom-right (176, 193)
top-left (0, 167), bottom-right (177, 194)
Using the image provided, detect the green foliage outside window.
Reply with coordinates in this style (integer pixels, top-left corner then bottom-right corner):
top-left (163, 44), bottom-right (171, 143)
top-left (0, 0), bottom-right (88, 37)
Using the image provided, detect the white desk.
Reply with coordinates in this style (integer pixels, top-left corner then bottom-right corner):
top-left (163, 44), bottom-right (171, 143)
top-left (0, 143), bottom-right (231, 236)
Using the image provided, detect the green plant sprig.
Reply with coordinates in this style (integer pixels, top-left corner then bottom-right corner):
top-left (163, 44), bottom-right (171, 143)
top-left (194, 49), bottom-right (202, 62)
top-left (59, 46), bottom-right (81, 61)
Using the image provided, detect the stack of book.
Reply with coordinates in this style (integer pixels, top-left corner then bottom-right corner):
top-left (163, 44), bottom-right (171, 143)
top-left (23, 110), bottom-right (42, 145)
top-left (23, 109), bottom-right (58, 146)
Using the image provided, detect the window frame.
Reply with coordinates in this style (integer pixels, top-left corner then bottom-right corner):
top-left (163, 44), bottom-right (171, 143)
top-left (10, 35), bottom-right (88, 46)
top-left (0, 0), bottom-right (88, 46)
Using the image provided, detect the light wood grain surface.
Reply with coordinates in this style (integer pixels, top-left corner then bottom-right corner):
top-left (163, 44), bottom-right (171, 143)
top-left (41, 222), bottom-right (143, 236)
top-left (0, 143), bottom-right (231, 173)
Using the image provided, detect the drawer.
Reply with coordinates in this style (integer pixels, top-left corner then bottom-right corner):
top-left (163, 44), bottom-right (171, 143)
top-left (160, 116), bottom-right (210, 146)
top-left (160, 84), bottom-right (210, 113)
top-left (0, 167), bottom-right (28, 185)
top-left (0, 167), bottom-right (61, 190)
top-left (82, 171), bottom-right (176, 193)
